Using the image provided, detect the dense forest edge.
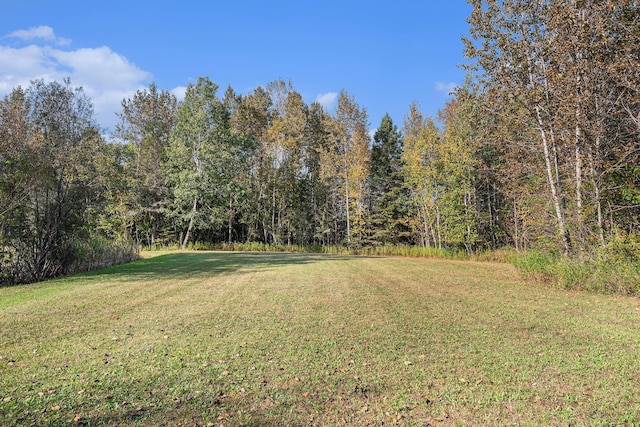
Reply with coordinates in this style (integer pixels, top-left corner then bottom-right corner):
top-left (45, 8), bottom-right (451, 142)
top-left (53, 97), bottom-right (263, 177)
top-left (1, 1), bottom-right (639, 292)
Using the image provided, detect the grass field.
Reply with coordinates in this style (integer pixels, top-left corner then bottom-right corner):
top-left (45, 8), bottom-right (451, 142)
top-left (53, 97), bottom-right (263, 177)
top-left (1, 251), bottom-right (640, 426)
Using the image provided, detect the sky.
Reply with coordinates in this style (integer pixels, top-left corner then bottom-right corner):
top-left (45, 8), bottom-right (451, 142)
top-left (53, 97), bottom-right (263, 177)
top-left (0, 1), bottom-right (473, 133)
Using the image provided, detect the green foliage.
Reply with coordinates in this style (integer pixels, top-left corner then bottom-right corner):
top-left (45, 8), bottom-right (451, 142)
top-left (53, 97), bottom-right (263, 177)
top-left (112, 83), bottom-right (178, 247)
top-left (598, 230), bottom-right (640, 263)
top-left (0, 80), bottom-right (143, 286)
top-left (165, 77), bottom-right (255, 248)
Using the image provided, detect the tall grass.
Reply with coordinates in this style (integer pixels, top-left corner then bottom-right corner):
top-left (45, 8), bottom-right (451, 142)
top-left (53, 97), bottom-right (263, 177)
top-left (178, 241), bottom-right (473, 260)
top-left (68, 237), bottom-right (139, 275)
top-left (512, 247), bottom-right (640, 296)
top-left (1, 238), bottom-right (138, 287)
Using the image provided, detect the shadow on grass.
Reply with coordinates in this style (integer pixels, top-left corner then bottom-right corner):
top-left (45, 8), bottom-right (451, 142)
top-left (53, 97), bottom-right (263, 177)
top-left (80, 404), bottom-right (291, 427)
top-left (71, 251), bottom-right (355, 283)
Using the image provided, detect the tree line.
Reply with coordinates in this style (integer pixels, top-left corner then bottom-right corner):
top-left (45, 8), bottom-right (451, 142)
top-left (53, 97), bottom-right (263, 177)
top-left (1, 0), bottom-right (638, 285)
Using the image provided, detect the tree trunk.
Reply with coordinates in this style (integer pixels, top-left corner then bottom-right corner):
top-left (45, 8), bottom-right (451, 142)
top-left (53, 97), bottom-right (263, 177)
top-left (345, 168), bottom-right (351, 246)
top-left (228, 194), bottom-right (233, 244)
top-left (182, 197), bottom-right (198, 249)
top-left (590, 136), bottom-right (606, 246)
top-left (534, 103), bottom-right (572, 255)
top-left (513, 196), bottom-right (519, 252)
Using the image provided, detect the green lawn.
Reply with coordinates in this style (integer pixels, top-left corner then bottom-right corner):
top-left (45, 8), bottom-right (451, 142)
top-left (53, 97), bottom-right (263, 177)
top-left (1, 251), bottom-right (639, 426)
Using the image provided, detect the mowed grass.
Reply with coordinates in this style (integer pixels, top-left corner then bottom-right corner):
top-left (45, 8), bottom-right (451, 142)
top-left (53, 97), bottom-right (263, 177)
top-left (1, 252), bottom-right (640, 426)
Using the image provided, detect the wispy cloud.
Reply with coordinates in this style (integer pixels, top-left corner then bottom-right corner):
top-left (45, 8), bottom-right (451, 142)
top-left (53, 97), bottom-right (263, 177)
top-left (435, 81), bottom-right (458, 94)
top-left (5, 25), bottom-right (70, 46)
top-left (315, 91), bottom-right (337, 109)
top-left (0, 27), bottom-right (152, 130)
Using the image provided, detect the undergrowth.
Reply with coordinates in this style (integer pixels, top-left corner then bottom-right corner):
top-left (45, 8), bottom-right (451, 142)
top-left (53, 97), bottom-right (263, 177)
top-left (512, 232), bottom-right (640, 295)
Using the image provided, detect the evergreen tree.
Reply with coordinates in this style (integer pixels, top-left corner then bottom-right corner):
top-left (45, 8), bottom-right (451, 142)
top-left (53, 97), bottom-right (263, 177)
top-left (369, 114), bottom-right (411, 245)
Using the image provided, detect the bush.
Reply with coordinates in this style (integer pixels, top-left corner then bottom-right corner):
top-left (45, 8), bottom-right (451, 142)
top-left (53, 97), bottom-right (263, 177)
top-left (598, 230), bottom-right (640, 263)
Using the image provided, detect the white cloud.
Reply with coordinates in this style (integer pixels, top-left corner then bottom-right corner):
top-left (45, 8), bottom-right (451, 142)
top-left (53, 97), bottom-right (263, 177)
top-left (315, 92), bottom-right (337, 109)
top-left (49, 46), bottom-right (151, 92)
top-left (5, 26), bottom-right (70, 46)
top-left (0, 28), bottom-right (152, 130)
top-left (435, 81), bottom-right (458, 94)
top-left (171, 85), bottom-right (187, 101)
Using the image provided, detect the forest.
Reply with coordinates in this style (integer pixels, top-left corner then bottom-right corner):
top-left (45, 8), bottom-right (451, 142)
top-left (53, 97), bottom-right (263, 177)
top-left (1, 0), bottom-right (639, 288)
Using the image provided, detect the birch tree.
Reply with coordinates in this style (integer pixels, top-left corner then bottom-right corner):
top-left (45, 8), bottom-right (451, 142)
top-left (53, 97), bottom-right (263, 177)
top-left (403, 102), bottom-right (443, 248)
top-left (333, 90), bottom-right (370, 246)
top-left (166, 77), bottom-right (252, 248)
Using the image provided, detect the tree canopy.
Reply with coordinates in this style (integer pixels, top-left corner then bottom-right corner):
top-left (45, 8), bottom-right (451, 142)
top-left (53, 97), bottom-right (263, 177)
top-left (1, 1), bottom-right (638, 285)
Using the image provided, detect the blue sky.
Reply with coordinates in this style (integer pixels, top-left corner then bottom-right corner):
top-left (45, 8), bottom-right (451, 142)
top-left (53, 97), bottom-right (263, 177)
top-left (0, 1), bottom-right (472, 132)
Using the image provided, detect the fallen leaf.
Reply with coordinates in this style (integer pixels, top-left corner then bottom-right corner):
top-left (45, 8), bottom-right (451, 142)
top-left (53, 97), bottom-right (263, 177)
top-left (3, 397), bottom-right (10, 402)
top-left (74, 415), bottom-right (82, 423)
top-left (51, 405), bottom-right (61, 411)
top-left (404, 361), bottom-right (412, 366)
top-left (221, 370), bottom-right (229, 376)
